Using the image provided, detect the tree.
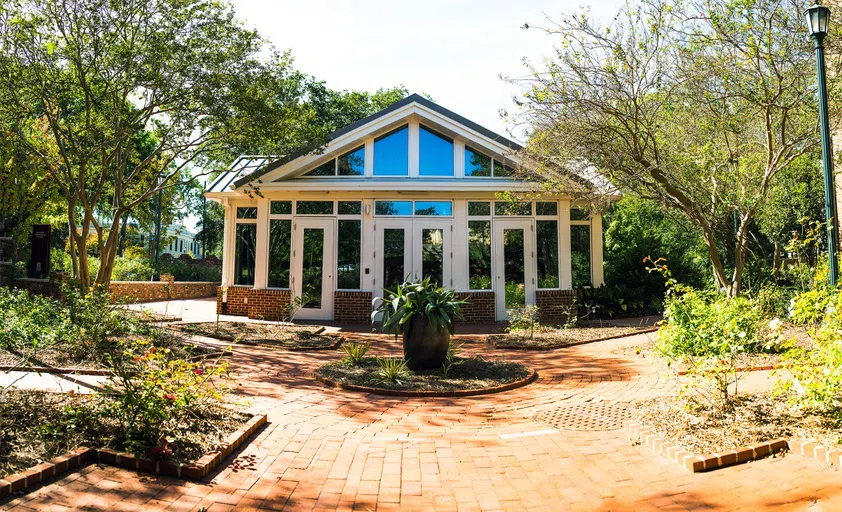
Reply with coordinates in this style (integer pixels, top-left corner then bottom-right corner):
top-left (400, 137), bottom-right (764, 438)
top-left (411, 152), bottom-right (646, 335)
top-left (0, 0), bottom-right (319, 291)
top-left (512, 0), bottom-right (827, 295)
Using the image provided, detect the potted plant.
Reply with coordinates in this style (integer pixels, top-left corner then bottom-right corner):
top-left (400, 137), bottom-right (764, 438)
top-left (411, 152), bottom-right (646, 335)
top-left (372, 278), bottom-right (468, 370)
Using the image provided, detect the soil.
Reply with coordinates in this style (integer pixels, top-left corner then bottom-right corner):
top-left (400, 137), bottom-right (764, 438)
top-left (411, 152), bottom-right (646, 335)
top-left (634, 392), bottom-right (842, 455)
top-left (177, 322), bottom-right (338, 350)
top-left (487, 326), bottom-right (653, 350)
top-left (0, 390), bottom-right (248, 479)
top-left (316, 356), bottom-right (532, 392)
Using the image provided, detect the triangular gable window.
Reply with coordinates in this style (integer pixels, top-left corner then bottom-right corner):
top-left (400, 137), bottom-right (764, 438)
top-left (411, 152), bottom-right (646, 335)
top-left (303, 145), bottom-right (365, 177)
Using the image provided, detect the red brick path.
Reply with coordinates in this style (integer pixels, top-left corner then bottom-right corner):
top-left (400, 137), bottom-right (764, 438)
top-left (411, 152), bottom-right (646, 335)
top-left (3, 332), bottom-right (841, 511)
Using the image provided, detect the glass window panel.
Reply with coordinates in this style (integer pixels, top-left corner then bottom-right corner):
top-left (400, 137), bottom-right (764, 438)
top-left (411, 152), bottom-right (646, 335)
top-left (296, 201), bottom-right (334, 215)
top-left (503, 229), bottom-right (526, 308)
top-left (419, 126), bottom-right (454, 176)
top-left (468, 221), bottom-right (491, 290)
top-left (268, 219), bottom-right (291, 288)
top-left (494, 160), bottom-right (513, 177)
top-left (494, 201), bottom-right (532, 216)
top-left (383, 228), bottom-right (405, 291)
top-left (536, 202), bottom-right (558, 216)
top-left (536, 221), bottom-right (560, 288)
top-left (373, 125), bottom-right (409, 176)
top-left (337, 201), bottom-right (362, 215)
top-left (375, 201), bottom-right (412, 216)
top-left (270, 201), bottom-right (292, 215)
top-left (300, 228), bottom-right (324, 308)
top-left (465, 147), bottom-right (491, 177)
top-left (236, 207), bottom-right (257, 219)
top-left (304, 159), bottom-right (336, 177)
top-left (571, 225), bottom-right (592, 287)
top-left (421, 229), bottom-right (444, 285)
top-left (468, 201), bottom-right (491, 216)
top-left (337, 220), bottom-right (361, 289)
top-left (414, 201), bottom-right (452, 216)
top-left (338, 146), bottom-right (365, 176)
top-left (234, 224), bottom-right (256, 285)
top-left (571, 208), bottom-right (590, 221)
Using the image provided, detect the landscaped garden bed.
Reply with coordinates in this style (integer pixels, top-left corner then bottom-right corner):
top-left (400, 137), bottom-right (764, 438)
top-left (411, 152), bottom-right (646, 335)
top-left (487, 325), bottom-right (655, 350)
top-left (176, 322), bottom-right (340, 350)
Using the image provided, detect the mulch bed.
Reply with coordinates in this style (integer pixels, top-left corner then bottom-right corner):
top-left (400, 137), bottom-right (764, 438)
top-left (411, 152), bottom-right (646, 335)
top-left (487, 326), bottom-right (655, 350)
top-left (633, 393), bottom-right (842, 456)
top-left (0, 390), bottom-right (249, 480)
top-left (316, 356), bottom-right (532, 394)
top-left (175, 322), bottom-right (338, 350)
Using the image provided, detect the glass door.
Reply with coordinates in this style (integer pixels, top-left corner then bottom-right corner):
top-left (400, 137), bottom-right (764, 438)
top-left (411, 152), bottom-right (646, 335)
top-left (375, 219), bottom-right (412, 299)
top-left (493, 220), bottom-right (535, 320)
top-left (413, 220), bottom-right (451, 289)
top-left (292, 218), bottom-right (335, 321)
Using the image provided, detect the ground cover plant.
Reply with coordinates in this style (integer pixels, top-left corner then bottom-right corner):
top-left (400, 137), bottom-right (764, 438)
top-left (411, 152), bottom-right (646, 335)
top-left (177, 322), bottom-right (337, 350)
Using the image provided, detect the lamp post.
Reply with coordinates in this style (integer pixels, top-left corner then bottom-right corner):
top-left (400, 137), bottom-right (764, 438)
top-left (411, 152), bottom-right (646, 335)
top-left (806, 1), bottom-right (839, 286)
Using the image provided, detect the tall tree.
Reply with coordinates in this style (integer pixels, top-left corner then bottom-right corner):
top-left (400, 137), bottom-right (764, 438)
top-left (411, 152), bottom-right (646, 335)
top-left (512, 0), bottom-right (828, 295)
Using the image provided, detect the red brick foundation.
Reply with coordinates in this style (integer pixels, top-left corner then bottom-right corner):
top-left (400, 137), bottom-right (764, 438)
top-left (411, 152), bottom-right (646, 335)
top-left (535, 290), bottom-right (577, 326)
top-left (109, 281), bottom-right (218, 303)
top-left (334, 291), bottom-right (372, 323)
top-left (456, 291), bottom-right (496, 323)
top-left (216, 287), bottom-right (292, 321)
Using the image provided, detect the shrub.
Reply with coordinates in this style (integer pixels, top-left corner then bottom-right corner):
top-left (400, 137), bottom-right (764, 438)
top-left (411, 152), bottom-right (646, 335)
top-left (0, 287), bottom-right (75, 353)
top-left (160, 258), bottom-right (221, 282)
top-left (507, 304), bottom-right (540, 339)
top-left (341, 342), bottom-right (369, 367)
top-left (372, 277), bottom-right (467, 335)
top-left (577, 283), bottom-right (655, 318)
top-left (789, 286), bottom-right (836, 327)
top-left (112, 256), bottom-right (155, 281)
top-left (375, 357), bottom-right (410, 384)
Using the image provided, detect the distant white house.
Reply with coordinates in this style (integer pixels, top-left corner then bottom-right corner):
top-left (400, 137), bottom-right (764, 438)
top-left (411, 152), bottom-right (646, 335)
top-left (148, 224), bottom-right (202, 258)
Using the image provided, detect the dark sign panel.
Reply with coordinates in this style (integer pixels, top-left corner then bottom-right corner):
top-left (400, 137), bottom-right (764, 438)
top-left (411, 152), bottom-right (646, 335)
top-left (29, 224), bottom-right (51, 279)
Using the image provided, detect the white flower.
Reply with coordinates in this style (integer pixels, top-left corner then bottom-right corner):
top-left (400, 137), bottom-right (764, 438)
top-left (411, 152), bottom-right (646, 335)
top-left (769, 318), bottom-right (782, 331)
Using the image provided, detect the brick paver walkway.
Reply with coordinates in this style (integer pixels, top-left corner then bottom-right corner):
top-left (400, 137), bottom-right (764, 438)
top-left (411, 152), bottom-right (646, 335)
top-left (3, 331), bottom-right (841, 511)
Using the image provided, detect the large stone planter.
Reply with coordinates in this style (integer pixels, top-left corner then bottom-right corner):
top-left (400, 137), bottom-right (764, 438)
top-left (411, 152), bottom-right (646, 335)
top-left (402, 316), bottom-right (450, 370)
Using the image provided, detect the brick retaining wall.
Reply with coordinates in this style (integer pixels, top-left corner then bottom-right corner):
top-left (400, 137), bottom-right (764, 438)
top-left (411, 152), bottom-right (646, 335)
top-left (455, 291), bottom-right (496, 323)
top-left (216, 287), bottom-right (293, 321)
top-left (535, 289), bottom-right (577, 325)
top-left (334, 291), bottom-right (373, 323)
top-left (109, 281), bottom-right (219, 303)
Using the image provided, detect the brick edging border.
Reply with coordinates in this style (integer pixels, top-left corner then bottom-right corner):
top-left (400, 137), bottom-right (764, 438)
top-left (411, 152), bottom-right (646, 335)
top-left (675, 363), bottom-right (781, 376)
top-left (0, 413), bottom-right (267, 498)
top-left (169, 324), bottom-right (344, 351)
top-left (0, 350), bottom-right (232, 376)
top-left (490, 327), bottom-right (659, 351)
top-left (314, 368), bottom-right (538, 397)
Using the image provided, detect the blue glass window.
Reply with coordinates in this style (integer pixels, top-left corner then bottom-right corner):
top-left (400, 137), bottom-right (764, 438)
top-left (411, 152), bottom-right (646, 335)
top-left (414, 201), bottom-right (452, 216)
top-left (305, 159), bottom-right (335, 177)
top-left (374, 126), bottom-right (409, 176)
top-left (338, 146), bottom-right (364, 176)
top-left (375, 201), bottom-right (413, 216)
top-left (419, 126), bottom-right (453, 176)
top-left (465, 147), bottom-right (491, 177)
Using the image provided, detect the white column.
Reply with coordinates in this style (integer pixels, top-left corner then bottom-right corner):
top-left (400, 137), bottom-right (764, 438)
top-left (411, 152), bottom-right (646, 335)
top-left (591, 213), bottom-right (605, 287)
top-left (364, 137), bottom-right (374, 177)
top-left (454, 140), bottom-right (465, 178)
top-left (408, 121), bottom-right (420, 177)
top-left (559, 199), bottom-right (572, 289)
top-left (221, 200), bottom-right (235, 287)
top-left (361, 199), bottom-right (376, 291)
top-left (452, 200), bottom-right (469, 290)
top-left (253, 198), bottom-right (270, 289)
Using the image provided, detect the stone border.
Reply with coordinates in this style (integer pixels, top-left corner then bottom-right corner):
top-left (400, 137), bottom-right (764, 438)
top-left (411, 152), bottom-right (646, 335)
top-left (788, 438), bottom-right (842, 467)
top-left (170, 323), bottom-right (343, 351)
top-left (0, 414), bottom-right (266, 498)
top-left (314, 368), bottom-right (538, 397)
top-left (626, 421), bottom-right (789, 472)
top-left (489, 327), bottom-right (658, 351)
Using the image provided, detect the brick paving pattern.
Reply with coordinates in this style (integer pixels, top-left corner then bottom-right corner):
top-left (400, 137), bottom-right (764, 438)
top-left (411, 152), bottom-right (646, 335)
top-left (3, 331), bottom-right (842, 511)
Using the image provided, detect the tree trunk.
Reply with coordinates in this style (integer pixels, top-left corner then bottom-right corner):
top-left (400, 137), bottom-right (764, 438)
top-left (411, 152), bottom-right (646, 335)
top-left (773, 242), bottom-right (782, 279)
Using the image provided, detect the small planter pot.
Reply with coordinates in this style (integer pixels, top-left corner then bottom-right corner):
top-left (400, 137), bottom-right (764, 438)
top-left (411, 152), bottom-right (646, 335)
top-left (403, 316), bottom-right (449, 370)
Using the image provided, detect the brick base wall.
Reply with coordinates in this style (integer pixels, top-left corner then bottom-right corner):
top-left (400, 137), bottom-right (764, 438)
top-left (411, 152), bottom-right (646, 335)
top-left (217, 286), bottom-right (250, 316)
top-left (109, 281), bottom-right (218, 303)
top-left (455, 291), bottom-right (496, 323)
top-left (535, 290), bottom-right (577, 326)
top-left (334, 291), bottom-right (372, 323)
top-left (216, 287), bottom-right (293, 321)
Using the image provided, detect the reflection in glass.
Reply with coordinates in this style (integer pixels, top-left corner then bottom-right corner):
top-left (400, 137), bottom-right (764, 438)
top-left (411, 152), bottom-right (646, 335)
top-left (304, 160), bottom-right (335, 177)
top-left (421, 229), bottom-right (444, 285)
top-left (337, 220), bottom-right (361, 289)
top-left (503, 229), bottom-right (526, 308)
top-left (234, 224), bottom-right (256, 285)
top-left (414, 201), bottom-right (452, 216)
top-left (571, 208), bottom-right (590, 220)
top-left (301, 228), bottom-right (324, 308)
top-left (493, 160), bottom-right (513, 177)
top-left (468, 221), bottom-right (491, 290)
top-left (465, 147), bottom-right (491, 177)
top-left (536, 221), bottom-right (560, 288)
top-left (296, 201), bottom-right (334, 215)
top-left (375, 201), bottom-right (412, 216)
top-left (338, 146), bottom-right (365, 176)
top-left (236, 207), bottom-right (257, 219)
top-left (374, 125), bottom-right (409, 176)
top-left (571, 225), bottom-right (592, 287)
top-left (494, 201), bottom-right (532, 216)
top-left (468, 201), bottom-right (491, 216)
top-left (419, 126), bottom-right (454, 176)
top-left (383, 229), bottom-right (405, 292)
top-left (268, 220), bottom-right (291, 288)
top-left (536, 202), bottom-right (558, 216)
top-left (337, 201), bottom-right (362, 215)
top-left (270, 201), bottom-right (292, 215)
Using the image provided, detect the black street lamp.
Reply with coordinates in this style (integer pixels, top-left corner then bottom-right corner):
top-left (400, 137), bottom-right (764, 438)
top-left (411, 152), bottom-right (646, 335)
top-left (806, 1), bottom-right (839, 286)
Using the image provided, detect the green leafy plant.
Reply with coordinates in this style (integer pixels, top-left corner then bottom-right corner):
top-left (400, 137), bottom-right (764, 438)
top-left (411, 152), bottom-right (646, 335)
top-left (372, 277), bottom-right (467, 336)
top-left (341, 342), bottom-right (369, 367)
top-left (375, 357), bottom-right (410, 384)
top-left (441, 341), bottom-right (464, 377)
top-left (507, 304), bottom-right (541, 339)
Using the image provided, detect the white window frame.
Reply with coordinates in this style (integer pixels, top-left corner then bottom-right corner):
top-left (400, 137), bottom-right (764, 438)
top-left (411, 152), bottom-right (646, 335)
top-left (466, 202), bottom-right (493, 292)
top-left (535, 200), bottom-right (561, 291)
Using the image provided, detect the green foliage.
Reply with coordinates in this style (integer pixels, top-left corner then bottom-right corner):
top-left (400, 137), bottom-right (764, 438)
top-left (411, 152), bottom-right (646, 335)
top-left (441, 342), bottom-right (464, 377)
top-left (372, 277), bottom-right (467, 335)
top-left (577, 283), bottom-right (654, 319)
top-left (0, 287), bottom-right (74, 353)
top-left (507, 305), bottom-right (541, 339)
top-left (374, 357), bottom-right (411, 384)
top-left (341, 342), bottom-right (369, 367)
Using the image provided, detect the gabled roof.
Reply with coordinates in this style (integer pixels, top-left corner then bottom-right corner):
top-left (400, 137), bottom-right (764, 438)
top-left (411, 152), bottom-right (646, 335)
top-left (227, 93), bottom-right (522, 189)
